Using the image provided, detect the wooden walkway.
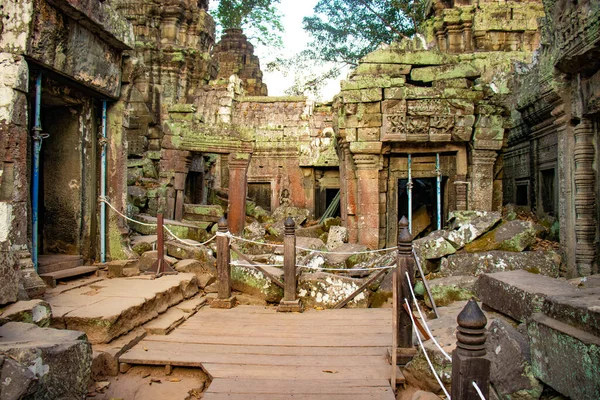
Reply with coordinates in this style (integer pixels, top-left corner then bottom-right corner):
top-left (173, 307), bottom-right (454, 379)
top-left (120, 305), bottom-right (395, 399)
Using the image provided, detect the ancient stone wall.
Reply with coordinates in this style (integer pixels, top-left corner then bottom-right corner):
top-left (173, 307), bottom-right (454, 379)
top-left (505, 0), bottom-right (600, 276)
top-left (334, 0), bottom-right (545, 249)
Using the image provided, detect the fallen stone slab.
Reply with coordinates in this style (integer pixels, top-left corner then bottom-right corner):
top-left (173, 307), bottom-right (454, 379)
top-left (418, 276), bottom-right (476, 308)
top-left (136, 250), bottom-right (178, 272)
top-left (475, 270), bottom-right (581, 322)
top-left (0, 299), bottom-right (52, 327)
top-left (413, 232), bottom-right (457, 262)
top-left (528, 313), bottom-right (600, 400)
top-left (183, 204), bottom-right (224, 223)
top-left (541, 287), bottom-right (600, 337)
top-left (105, 259), bottom-right (139, 278)
top-left (47, 274), bottom-right (198, 344)
top-left (0, 322), bottom-right (92, 399)
top-left (129, 214), bottom-right (209, 242)
top-left (298, 272), bottom-right (368, 309)
top-left (443, 250), bottom-right (561, 278)
top-left (231, 265), bottom-right (284, 303)
top-left (166, 240), bottom-right (215, 263)
top-left (465, 220), bottom-right (538, 253)
top-left (486, 319), bottom-right (542, 400)
top-left (324, 243), bottom-right (369, 266)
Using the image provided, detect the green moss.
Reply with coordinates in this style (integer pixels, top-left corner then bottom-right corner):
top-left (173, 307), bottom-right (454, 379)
top-left (427, 285), bottom-right (474, 307)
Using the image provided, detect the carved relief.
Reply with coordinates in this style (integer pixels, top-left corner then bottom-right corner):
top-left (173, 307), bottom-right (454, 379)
top-left (429, 116), bottom-right (454, 136)
top-left (406, 117), bottom-right (430, 135)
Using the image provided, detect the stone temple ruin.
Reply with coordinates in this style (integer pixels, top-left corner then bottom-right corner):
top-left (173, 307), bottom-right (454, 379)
top-left (0, 0), bottom-right (599, 398)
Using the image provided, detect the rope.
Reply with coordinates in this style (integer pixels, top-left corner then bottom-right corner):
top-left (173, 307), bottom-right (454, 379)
top-left (405, 298), bottom-right (452, 400)
top-left (100, 197), bottom-right (156, 226)
top-left (228, 234), bottom-right (283, 248)
top-left (405, 271), bottom-right (452, 362)
top-left (295, 246), bottom-right (397, 255)
top-left (100, 197), bottom-right (217, 247)
top-left (231, 261), bottom-right (284, 268)
top-left (472, 382), bottom-right (487, 400)
top-left (298, 265), bottom-right (395, 272)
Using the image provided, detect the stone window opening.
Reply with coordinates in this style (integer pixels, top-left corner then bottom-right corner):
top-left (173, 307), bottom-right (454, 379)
top-left (515, 180), bottom-right (530, 208)
top-left (248, 182), bottom-right (272, 212)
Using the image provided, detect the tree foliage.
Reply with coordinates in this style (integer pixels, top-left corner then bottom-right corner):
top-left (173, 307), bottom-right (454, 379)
top-left (303, 0), bottom-right (426, 66)
top-left (211, 0), bottom-right (284, 48)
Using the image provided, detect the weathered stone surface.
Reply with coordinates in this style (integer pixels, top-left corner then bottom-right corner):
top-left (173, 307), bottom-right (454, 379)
top-left (324, 243), bottom-right (368, 266)
top-left (296, 237), bottom-right (327, 253)
top-left (136, 250), bottom-right (178, 272)
top-left (541, 287), bottom-right (600, 337)
top-left (166, 240), bottom-right (215, 263)
top-left (298, 272), bottom-right (368, 309)
top-left (423, 276), bottom-right (476, 307)
top-left (475, 270), bottom-right (581, 322)
top-left (0, 354), bottom-right (38, 399)
top-left (174, 259), bottom-right (216, 288)
top-left (445, 211), bottom-right (502, 248)
top-left (48, 274), bottom-right (198, 344)
top-left (411, 63), bottom-right (480, 82)
top-left (231, 265), bottom-right (283, 303)
top-left (528, 314), bottom-right (600, 400)
top-left (271, 205), bottom-right (310, 226)
top-left (410, 391), bottom-right (443, 400)
top-left (413, 232), bottom-right (457, 263)
top-left (0, 322), bottom-right (92, 399)
top-left (127, 185), bottom-right (148, 208)
top-left (91, 327), bottom-right (146, 378)
top-left (0, 299), bottom-right (52, 327)
top-left (487, 318), bottom-right (543, 400)
top-left (326, 226), bottom-right (349, 251)
top-left (443, 250), bottom-right (561, 277)
top-left (183, 204), bottom-right (224, 223)
top-left (129, 215), bottom-right (209, 242)
top-left (465, 220), bottom-right (538, 253)
top-left (105, 259), bottom-right (138, 278)
top-left (244, 220), bottom-right (266, 241)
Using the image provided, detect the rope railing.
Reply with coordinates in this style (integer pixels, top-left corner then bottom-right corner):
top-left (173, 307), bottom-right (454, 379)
top-left (405, 297), bottom-right (452, 399)
top-left (298, 265), bottom-right (396, 272)
top-left (473, 382), bottom-right (487, 400)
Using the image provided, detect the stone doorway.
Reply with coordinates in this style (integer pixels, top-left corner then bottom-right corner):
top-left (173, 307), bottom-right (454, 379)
top-left (397, 177), bottom-right (448, 238)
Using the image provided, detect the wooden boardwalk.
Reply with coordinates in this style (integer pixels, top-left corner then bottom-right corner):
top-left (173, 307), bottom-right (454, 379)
top-left (120, 305), bottom-right (395, 399)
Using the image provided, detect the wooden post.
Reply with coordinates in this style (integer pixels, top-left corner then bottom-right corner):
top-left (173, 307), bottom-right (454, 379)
top-left (278, 216), bottom-right (303, 312)
top-left (451, 299), bottom-right (490, 400)
top-left (396, 216), bottom-right (417, 364)
top-left (146, 213), bottom-right (177, 277)
top-left (211, 217), bottom-right (236, 309)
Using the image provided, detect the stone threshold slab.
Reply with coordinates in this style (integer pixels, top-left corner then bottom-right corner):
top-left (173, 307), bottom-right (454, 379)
top-left (47, 273), bottom-right (198, 344)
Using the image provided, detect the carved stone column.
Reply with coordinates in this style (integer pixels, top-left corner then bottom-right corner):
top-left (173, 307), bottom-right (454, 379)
top-left (227, 152), bottom-right (251, 235)
top-left (573, 118), bottom-right (597, 275)
top-left (470, 149), bottom-right (497, 211)
top-left (353, 154), bottom-right (382, 249)
top-left (454, 175), bottom-right (468, 211)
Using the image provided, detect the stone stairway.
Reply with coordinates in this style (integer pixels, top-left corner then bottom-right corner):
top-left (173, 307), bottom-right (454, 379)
top-left (38, 254), bottom-right (98, 288)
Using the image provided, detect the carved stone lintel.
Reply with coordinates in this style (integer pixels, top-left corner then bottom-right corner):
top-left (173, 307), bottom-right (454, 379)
top-left (573, 118), bottom-right (597, 275)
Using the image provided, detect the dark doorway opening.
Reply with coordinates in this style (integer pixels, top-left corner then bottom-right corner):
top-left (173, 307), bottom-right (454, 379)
top-left (398, 177), bottom-right (446, 237)
top-left (248, 182), bottom-right (272, 212)
top-left (315, 188), bottom-right (340, 220)
top-left (540, 169), bottom-right (556, 215)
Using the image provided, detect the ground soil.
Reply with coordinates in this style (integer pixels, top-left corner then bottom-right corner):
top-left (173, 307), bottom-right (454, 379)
top-left (88, 365), bottom-right (210, 400)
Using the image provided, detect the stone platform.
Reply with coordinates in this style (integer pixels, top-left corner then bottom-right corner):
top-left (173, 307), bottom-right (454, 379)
top-left (45, 273), bottom-right (198, 344)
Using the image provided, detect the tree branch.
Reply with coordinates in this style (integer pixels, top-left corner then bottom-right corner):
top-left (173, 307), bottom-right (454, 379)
top-left (355, 0), bottom-right (409, 40)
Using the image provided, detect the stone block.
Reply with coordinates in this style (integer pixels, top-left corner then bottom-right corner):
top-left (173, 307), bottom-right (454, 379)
top-left (231, 265), bottom-right (283, 303)
top-left (341, 88), bottom-right (383, 103)
top-left (475, 270), bottom-right (580, 322)
top-left (411, 64), bottom-right (480, 82)
top-left (413, 232), bottom-right (457, 261)
top-left (0, 299), bottom-right (52, 327)
top-left (487, 319), bottom-right (543, 399)
top-left (326, 226), bottom-right (349, 251)
top-left (298, 272), bottom-right (368, 309)
top-left (166, 241), bottom-right (215, 264)
top-left (444, 250), bottom-right (561, 278)
top-left (542, 288), bottom-right (600, 337)
top-left (183, 204), bottom-right (224, 223)
top-left (464, 220), bottom-right (538, 253)
top-left (361, 49), bottom-right (457, 65)
top-left (174, 259), bottom-right (216, 287)
top-left (528, 314), bottom-right (600, 400)
top-left (353, 63), bottom-right (412, 77)
top-left (105, 259), bottom-right (138, 278)
top-left (0, 322), bottom-right (92, 399)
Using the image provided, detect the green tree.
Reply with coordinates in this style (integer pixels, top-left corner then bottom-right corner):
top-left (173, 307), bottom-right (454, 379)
top-left (211, 0), bottom-right (284, 48)
top-left (269, 0), bottom-right (426, 98)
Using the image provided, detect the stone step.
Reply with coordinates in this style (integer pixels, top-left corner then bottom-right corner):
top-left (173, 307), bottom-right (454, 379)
top-left (143, 295), bottom-right (207, 335)
top-left (47, 273), bottom-right (199, 344)
top-left (474, 270), bottom-right (582, 322)
top-left (129, 214), bottom-right (210, 242)
top-left (39, 266), bottom-right (98, 288)
top-left (38, 254), bottom-right (84, 274)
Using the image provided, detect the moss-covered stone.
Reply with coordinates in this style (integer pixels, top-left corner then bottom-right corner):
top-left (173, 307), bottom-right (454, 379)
top-left (231, 265), bottom-right (283, 303)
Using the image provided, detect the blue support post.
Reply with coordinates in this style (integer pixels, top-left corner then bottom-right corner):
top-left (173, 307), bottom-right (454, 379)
top-left (100, 100), bottom-right (107, 263)
top-left (407, 154), bottom-right (413, 234)
top-left (436, 153), bottom-right (442, 230)
top-left (31, 73), bottom-right (42, 271)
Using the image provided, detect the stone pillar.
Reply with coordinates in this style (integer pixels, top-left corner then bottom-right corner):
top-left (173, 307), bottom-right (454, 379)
top-left (573, 118), bottom-right (597, 275)
top-left (470, 149), bottom-right (497, 211)
top-left (0, 54), bottom-right (46, 302)
top-left (455, 175), bottom-right (468, 211)
top-left (227, 152), bottom-right (251, 235)
top-left (353, 154), bottom-right (382, 249)
top-left (340, 142), bottom-right (358, 242)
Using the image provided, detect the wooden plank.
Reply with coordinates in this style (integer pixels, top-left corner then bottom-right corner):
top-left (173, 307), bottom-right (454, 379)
top-left (174, 325), bottom-right (391, 336)
top-left (203, 364), bottom-right (392, 380)
top-left (121, 349), bottom-right (386, 367)
top-left (122, 341), bottom-right (388, 357)
top-left (205, 378), bottom-right (392, 394)
top-left (142, 333), bottom-right (392, 347)
top-left (230, 245), bottom-right (284, 289)
top-left (204, 392), bottom-right (395, 400)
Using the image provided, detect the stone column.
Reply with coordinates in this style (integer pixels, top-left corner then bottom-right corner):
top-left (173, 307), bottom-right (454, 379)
top-left (227, 152), bottom-right (251, 235)
top-left (454, 175), bottom-right (468, 211)
top-left (470, 149), bottom-right (497, 211)
top-left (353, 154), bottom-right (382, 249)
top-left (573, 118), bottom-right (597, 275)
